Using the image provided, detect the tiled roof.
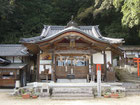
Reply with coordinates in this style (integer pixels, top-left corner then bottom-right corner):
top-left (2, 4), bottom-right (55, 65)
top-left (121, 45), bottom-right (140, 51)
top-left (20, 25), bottom-right (124, 44)
top-left (0, 44), bottom-right (29, 56)
top-left (45, 26), bottom-right (94, 37)
top-left (0, 63), bottom-right (27, 69)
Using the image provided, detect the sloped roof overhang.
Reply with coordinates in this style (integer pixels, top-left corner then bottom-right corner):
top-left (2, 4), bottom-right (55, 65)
top-left (0, 63), bottom-right (27, 70)
top-left (21, 26), bottom-right (123, 55)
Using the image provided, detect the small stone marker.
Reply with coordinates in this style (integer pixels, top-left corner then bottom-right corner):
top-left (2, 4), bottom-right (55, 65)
top-left (15, 80), bottom-right (20, 88)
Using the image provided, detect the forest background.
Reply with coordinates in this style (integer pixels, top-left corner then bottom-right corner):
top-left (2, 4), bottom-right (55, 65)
top-left (0, 0), bottom-right (139, 45)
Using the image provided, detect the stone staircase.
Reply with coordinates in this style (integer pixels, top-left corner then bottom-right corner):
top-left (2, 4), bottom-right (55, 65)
top-left (122, 72), bottom-right (140, 83)
top-left (123, 83), bottom-right (140, 96)
top-left (116, 68), bottom-right (140, 83)
top-left (51, 86), bottom-right (94, 99)
top-left (117, 69), bottom-right (140, 96)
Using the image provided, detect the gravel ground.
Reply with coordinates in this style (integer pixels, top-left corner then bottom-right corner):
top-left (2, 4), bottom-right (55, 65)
top-left (0, 91), bottom-right (140, 105)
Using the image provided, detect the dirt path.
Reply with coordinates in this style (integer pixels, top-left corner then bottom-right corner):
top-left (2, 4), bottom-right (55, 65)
top-left (0, 92), bottom-right (140, 105)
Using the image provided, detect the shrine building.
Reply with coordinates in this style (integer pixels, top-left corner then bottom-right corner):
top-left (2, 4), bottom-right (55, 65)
top-left (19, 19), bottom-right (124, 83)
top-left (0, 19), bottom-right (125, 88)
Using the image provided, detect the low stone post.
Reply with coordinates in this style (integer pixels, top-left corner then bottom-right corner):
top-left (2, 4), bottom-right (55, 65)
top-left (15, 80), bottom-right (20, 89)
top-left (97, 65), bottom-right (101, 97)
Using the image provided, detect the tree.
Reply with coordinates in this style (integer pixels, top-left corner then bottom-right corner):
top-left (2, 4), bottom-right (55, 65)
top-left (0, 0), bottom-right (139, 45)
top-left (0, 0), bottom-right (88, 43)
top-left (0, 0), bottom-right (15, 43)
top-left (113, 0), bottom-right (140, 28)
top-left (77, 0), bottom-right (113, 21)
top-left (76, 0), bottom-right (140, 45)
top-left (0, 0), bottom-right (15, 18)
top-left (77, 0), bottom-right (140, 28)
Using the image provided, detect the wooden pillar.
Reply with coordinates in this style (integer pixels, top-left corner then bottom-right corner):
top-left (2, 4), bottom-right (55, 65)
top-left (119, 56), bottom-right (122, 67)
top-left (23, 68), bottom-right (26, 86)
top-left (20, 69), bottom-right (25, 87)
top-left (36, 53), bottom-right (40, 82)
top-left (103, 50), bottom-right (107, 81)
top-left (90, 54), bottom-right (94, 81)
top-left (44, 65), bottom-right (49, 83)
top-left (28, 57), bottom-right (31, 82)
top-left (93, 64), bottom-right (96, 81)
top-left (111, 51), bottom-right (113, 65)
top-left (54, 56), bottom-right (57, 82)
top-left (121, 55), bottom-right (125, 67)
top-left (51, 52), bottom-right (55, 82)
top-left (19, 69), bottom-right (23, 87)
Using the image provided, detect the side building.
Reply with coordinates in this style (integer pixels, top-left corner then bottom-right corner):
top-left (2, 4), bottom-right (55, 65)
top-left (0, 44), bottom-right (32, 87)
top-left (121, 45), bottom-right (140, 66)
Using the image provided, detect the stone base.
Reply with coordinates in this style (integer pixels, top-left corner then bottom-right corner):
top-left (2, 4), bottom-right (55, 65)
top-left (51, 96), bottom-right (94, 100)
top-left (51, 86), bottom-right (94, 99)
top-left (106, 71), bottom-right (115, 82)
top-left (57, 79), bottom-right (87, 83)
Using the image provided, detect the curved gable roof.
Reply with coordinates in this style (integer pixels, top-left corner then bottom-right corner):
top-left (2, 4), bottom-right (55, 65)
top-left (20, 25), bottom-right (124, 44)
top-left (36, 26), bottom-right (111, 44)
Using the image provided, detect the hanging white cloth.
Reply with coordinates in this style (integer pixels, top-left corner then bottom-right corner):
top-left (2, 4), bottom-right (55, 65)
top-left (65, 66), bottom-right (68, 72)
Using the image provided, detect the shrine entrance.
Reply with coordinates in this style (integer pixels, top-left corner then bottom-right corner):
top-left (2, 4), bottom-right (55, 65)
top-left (55, 55), bottom-right (90, 80)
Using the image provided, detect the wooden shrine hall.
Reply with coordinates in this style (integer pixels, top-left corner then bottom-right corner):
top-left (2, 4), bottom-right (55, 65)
top-left (20, 19), bottom-right (124, 83)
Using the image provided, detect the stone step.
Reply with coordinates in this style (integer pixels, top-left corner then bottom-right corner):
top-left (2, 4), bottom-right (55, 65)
top-left (52, 87), bottom-right (93, 94)
top-left (51, 96), bottom-right (94, 100)
top-left (123, 78), bottom-right (140, 80)
top-left (123, 77), bottom-right (140, 80)
top-left (124, 75), bottom-right (140, 77)
top-left (51, 93), bottom-right (94, 97)
top-left (126, 92), bottom-right (140, 96)
top-left (124, 86), bottom-right (140, 89)
top-left (125, 87), bottom-right (140, 88)
top-left (57, 79), bottom-right (87, 83)
top-left (121, 72), bottom-right (140, 82)
top-left (51, 87), bottom-right (94, 99)
top-left (52, 91), bottom-right (93, 94)
top-left (123, 84), bottom-right (140, 89)
top-left (126, 89), bottom-right (140, 92)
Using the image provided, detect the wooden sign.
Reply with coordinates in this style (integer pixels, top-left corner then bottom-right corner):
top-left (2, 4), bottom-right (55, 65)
top-left (41, 53), bottom-right (52, 60)
top-left (67, 74), bottom-right (75, 79)
top-left (93, 53), bottom-right (104, 64)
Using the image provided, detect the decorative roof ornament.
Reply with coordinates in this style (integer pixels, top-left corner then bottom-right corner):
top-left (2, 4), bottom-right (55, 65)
top-left (66, 15), bottom-right (79, 28)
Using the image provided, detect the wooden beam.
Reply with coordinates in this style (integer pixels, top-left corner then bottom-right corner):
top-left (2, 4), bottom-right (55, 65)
top-left (110, 46), bottom-right (123, 56)
top-left (54, 50), bottom-right (92, 54)
top-left (23, 43), bottom-right (40, 54)
top-left (37, 31), bottom-right (109, 47)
